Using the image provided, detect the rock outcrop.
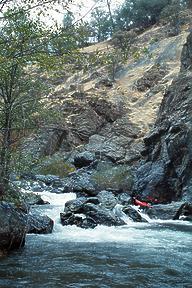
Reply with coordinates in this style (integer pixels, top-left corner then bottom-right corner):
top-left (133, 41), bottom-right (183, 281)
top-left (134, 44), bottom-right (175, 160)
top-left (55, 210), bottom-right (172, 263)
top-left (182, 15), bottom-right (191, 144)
top-left (135, 32), bottom-right (192, 203)
top-left (0, 203), bottom-right (26, 254)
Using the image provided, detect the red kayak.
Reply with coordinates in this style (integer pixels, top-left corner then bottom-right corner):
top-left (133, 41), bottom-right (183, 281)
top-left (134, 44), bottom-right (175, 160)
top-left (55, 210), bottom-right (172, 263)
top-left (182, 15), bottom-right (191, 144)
top-left (134, 198), bottom-right (152, 208)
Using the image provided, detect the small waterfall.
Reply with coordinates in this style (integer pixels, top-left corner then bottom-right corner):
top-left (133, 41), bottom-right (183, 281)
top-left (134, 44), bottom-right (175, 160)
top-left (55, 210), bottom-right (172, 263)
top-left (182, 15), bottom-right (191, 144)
top-left (113, 204), bottom-right (152, 224)
top-left (132, 205), bottom-right (152, 223)
top-left (113, 204), bottom-right (134, 224)
top-left (38, 191), bottom-right (76, 232)
top-left (21, 186), bottom-right (77, 232)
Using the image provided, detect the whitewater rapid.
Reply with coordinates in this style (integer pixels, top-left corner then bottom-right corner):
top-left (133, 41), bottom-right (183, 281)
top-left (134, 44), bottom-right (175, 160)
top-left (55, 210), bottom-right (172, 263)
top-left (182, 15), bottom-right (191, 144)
top-left (1, 189), bottom-right (192, 288)
top-left (28, 190), bottom-right (192, 245)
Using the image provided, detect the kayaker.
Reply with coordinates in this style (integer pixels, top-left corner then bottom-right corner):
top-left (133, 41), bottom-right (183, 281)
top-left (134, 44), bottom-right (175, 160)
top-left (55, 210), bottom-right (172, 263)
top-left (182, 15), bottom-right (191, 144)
top-left (132, 197), bottom-right (152, 208)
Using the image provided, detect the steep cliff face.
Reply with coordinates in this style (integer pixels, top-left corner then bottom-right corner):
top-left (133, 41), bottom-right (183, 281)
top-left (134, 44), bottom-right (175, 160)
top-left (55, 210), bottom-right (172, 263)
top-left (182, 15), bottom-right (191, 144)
top-left (135, 32), bottom-right (192, 203)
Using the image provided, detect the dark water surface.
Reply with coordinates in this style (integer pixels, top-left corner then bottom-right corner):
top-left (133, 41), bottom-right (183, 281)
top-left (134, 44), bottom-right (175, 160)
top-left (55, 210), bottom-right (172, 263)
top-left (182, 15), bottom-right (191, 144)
top-left (0, 223), bottom-right (191, 288)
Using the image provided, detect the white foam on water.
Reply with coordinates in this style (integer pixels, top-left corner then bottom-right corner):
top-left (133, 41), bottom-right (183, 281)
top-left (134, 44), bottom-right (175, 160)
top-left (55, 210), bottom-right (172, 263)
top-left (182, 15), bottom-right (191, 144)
top-left (23, 188), bottom-right (192, 245)
top-left (131, 205), bottom-right (153, 223)
top-left (113, 204), bottom-right (134, 225)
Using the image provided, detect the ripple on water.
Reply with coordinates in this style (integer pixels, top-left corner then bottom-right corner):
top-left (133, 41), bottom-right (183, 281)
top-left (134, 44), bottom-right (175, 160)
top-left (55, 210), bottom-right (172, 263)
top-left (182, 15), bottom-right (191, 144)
top-left (1, 190), bottom-right (191, 287)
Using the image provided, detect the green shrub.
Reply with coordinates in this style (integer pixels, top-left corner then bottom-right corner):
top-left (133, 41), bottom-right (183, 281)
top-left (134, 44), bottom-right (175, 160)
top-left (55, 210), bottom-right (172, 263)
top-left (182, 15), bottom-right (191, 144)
top-left (91, 162), bottom-right (133, 192)
top-left (37, 157), bottom-right (75, 177)
top-left (150, 37), bottom-right (159, 45)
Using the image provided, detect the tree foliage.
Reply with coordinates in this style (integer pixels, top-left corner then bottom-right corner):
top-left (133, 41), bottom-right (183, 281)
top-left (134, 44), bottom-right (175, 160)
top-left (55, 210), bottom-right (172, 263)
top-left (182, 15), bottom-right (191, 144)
top-left (89, 7), bottom-right (112, 42)
top-left (0, 8), bottom-right (50, 187)
top-left (114, 0), bottom-right (172, 30)
top-left (0, 1), bottom-right (73, 189)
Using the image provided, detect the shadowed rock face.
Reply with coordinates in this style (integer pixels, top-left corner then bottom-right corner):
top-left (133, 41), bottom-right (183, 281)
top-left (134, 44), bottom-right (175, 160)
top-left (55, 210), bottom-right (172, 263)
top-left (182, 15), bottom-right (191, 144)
top-left (0, 203), bottom-right (27, 252)
top-left (135, 32), bottom-right (192, 203)
top-left (181, 32), bottom-right (192, 71)
top-left (27, 213), bottom-right (53, 234)
top-left (0, 200), bottom-right (54, 254)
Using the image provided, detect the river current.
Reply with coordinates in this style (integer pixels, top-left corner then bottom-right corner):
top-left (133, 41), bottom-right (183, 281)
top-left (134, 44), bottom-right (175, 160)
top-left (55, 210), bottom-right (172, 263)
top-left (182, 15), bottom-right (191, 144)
top-left (0, 192), bottom-right (191, 288)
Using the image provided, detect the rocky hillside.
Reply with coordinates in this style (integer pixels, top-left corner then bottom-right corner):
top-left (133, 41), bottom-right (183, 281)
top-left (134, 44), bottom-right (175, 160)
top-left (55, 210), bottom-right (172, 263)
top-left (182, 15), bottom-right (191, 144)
top-left (19, 22), bottom-right (192, 204)
top-left (24, 24), bottom-right (188, 171)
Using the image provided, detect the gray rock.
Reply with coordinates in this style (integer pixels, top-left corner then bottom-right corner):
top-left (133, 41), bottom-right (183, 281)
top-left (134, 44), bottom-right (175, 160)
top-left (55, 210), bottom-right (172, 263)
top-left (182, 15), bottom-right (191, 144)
top-left (74, 151), bottom-right (95, 168)
top-left (97, 191), bottom-right (118, 209)
top-left (0, 202), bottom-right (27, 252)
top-left (82, 203), bottom-right (125, 226)
top-left (118, 193), bottom-right (132, 206)
top-left (173, 202), bottom-right (192, 221)
top-left (60, 212), bottom-right (97, 229)
top-left (64, 197), bottom-right (87, 213)
top-left (95, 78), bottom-right (113, 88)
top-left (135, 32), bottom-right (192, 203)
top-left (64, 197), bottom-right (100, 214)
top-left (181, 32), bottom-right (192, 71)
top-left (91, 162), bottom-right (133, 193)
top-left (23, 192), bottom-right (49, 206)
top-left (147, 202), bottom-right (183, 220)
top-left (61, 197), bottom-right (125, 228)
top-left (27, 213), bottom-right (53, 234)
top-left (123, 206), bottom-right (148, 222)
top-left (135, 64), bottom-right (168, 92)
top-left (35, 175), bottom-right (61, 186)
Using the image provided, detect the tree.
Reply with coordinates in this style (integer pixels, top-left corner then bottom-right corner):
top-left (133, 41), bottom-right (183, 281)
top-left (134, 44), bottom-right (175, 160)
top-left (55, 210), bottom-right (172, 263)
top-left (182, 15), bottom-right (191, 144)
top-left (114, 0), bottom-right (172, 30)
top-left (63, 11), bottom-right (75, 29)
top-left (0, 0), bottom-right (71, 16)
top-left (106, 0), bottom-right (115, 33)
top-left (0, 8), bottom-right (50, 189)
top-left (0, 0), bottom-right (77, 193)
top-left (90, 7), bottom-right (111, 42)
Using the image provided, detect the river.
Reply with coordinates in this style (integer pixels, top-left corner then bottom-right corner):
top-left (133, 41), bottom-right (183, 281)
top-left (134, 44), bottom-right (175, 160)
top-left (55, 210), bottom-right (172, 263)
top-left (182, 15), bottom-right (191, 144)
top-left (0, 192), bottom-right (191, 288)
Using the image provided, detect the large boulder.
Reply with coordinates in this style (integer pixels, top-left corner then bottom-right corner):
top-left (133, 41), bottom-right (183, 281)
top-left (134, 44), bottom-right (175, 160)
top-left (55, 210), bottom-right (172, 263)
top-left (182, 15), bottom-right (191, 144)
top-left (147, 202), bottom-right (183, 220)
top-left (27, 212), bottom-right (54, 234)
top-left (0, 202), bottom-right (27, 253)
top-left (90, 162), bottom-right (133, 193)
top-left (62, 161), bottom-right (133, 196)
top-left (60, 197), bottom-right (125, 229)
top-left (173, 202), bottom-right (192, 221)
top-left (62, 170), bottom-right (97, 196)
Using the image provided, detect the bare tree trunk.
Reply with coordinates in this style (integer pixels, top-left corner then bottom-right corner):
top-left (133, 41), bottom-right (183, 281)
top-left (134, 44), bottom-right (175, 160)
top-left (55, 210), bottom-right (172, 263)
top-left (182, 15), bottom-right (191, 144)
top-left (0, 63), bottom-right (17, 191)
top-left (106, 0), bottom-right (115, 34)
top-left (0, 107), bottom-right (12, 190)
